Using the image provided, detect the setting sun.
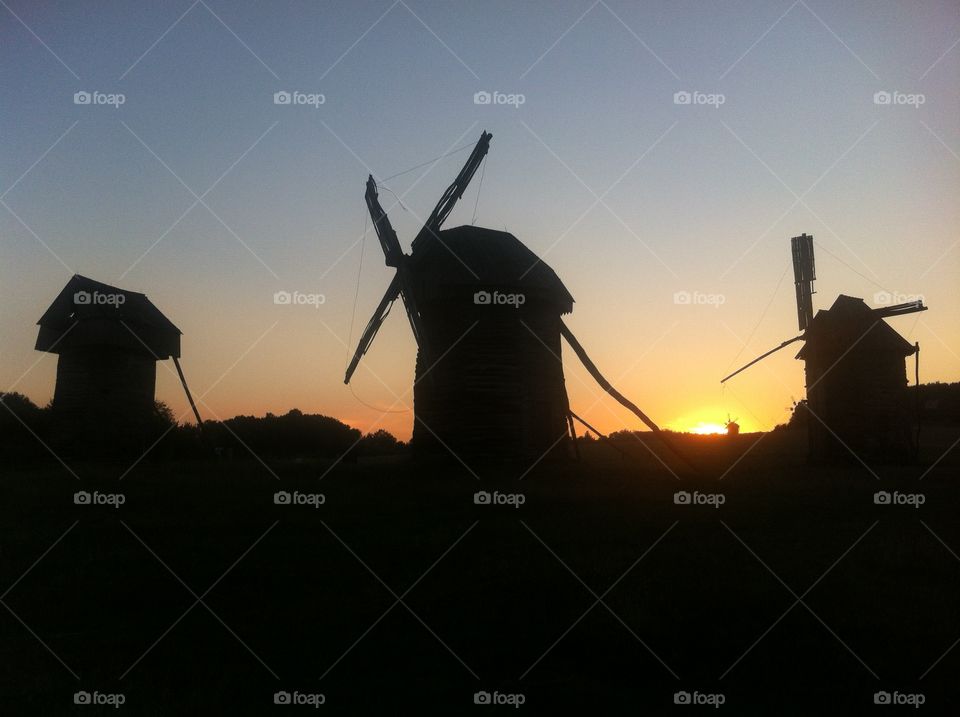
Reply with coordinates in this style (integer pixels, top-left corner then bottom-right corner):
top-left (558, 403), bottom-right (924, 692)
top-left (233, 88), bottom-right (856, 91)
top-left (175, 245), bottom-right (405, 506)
top-left (689, 422), bottom-right (728, 435)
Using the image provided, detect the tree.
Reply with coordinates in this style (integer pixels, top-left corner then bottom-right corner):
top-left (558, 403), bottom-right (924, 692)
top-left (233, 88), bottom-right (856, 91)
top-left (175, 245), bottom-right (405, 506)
top-left (357, 429), bottom-right (405, 456)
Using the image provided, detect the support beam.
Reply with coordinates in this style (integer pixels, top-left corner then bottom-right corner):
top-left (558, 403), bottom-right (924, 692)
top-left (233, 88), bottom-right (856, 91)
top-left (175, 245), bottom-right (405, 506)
top-left (172, 356), bottom-right (204, 431)
top-left (560, 321), bottom-right (697, 473)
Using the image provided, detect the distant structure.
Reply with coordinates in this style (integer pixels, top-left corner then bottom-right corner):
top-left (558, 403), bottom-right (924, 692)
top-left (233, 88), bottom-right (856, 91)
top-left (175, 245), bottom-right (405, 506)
top-left (725, 416), bottom-right (740, 436)
top-left (36, 275), bottom-right (196, 454)
top-left (722, 234), bottom-right (926, 463)
top-left (345, 132), bottom-right (686, 466)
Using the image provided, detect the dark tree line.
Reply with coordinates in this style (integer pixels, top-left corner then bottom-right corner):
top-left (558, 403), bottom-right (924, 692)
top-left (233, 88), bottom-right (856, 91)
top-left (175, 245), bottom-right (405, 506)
top-left (0, 393), bottom-right (405, 463)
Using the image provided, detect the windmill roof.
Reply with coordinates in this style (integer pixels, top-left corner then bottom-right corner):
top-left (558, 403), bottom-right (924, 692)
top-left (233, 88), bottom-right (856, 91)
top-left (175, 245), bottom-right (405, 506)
top-left (36, 275), bottom-right (181, 359)
top-left (796, 294), bottom-right (914, 360)
top-left (410, 225), bottom-right (574, 313)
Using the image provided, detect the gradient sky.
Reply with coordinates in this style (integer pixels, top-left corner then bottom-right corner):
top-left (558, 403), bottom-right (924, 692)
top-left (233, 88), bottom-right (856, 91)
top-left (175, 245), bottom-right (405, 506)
top-left (2, 0), bottom-right (958, 441)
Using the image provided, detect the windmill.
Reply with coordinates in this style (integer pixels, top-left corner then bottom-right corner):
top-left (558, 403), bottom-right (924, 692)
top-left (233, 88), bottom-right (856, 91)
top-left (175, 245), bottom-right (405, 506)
top-left (721, 234), bottom-right (927, 462)
top-left (345, 132), bottom-right (691, 467)
top-left (36, 274), bottom-right (203, 456)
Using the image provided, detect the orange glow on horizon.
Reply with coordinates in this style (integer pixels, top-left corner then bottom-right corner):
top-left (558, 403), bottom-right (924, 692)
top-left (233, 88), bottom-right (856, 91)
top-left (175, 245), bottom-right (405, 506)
top-left (688, 422), bottom-right (728, 435)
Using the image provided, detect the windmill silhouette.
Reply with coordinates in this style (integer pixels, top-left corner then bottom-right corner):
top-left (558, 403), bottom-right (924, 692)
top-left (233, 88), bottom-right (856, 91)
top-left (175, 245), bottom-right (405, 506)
top-left (722, 234), bottom-right (927, 462)
top-left (345, 132), bottom-right (692, 468)
top-left (36, 275), bottom-right (203, 455)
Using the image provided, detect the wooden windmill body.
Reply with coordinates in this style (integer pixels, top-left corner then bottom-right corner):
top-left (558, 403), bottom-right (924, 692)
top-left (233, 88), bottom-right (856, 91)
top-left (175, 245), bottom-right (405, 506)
top-left (797, 294), bottom-right (918, 461)
top-left (35, 275), bottom-right (194, 455)
top-left (408, 225), bottom-right (574, 461)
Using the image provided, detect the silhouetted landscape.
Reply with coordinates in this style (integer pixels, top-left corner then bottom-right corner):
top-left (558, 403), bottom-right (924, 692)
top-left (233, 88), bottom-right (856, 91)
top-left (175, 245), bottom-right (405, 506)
top-left (3, 1), bottom-right (959, 714)
top-left (3, 388), bottom-right (959, 712)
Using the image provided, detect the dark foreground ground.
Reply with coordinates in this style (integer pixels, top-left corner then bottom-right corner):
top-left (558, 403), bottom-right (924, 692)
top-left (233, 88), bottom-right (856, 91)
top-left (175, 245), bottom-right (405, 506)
top-left (2, 428), bottom-right (958, 715)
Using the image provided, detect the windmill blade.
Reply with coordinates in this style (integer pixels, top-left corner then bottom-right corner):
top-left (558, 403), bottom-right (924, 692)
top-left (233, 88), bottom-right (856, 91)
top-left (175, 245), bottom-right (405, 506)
top-left (365, 175), bottom-right (404, 267)
top-left (412, 131), bottom-right (492, 251)
top-left (873, 300), bottom-right (927, 318)
top-left (791, 233), bottom-right (816, 331)
top-left (720, 334), bottom-right (805, 384)
top-left (344, 275), bottom-right (401, 384)
top-left (363, 175), bottom-right (427, 352)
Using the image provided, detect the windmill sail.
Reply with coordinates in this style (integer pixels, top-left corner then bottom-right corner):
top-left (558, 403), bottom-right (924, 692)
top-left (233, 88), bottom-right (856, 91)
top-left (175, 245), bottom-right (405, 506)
top-left (791, 233), bottom-right (816, 331)
top-left (344, 131), bottom-right (493, 385)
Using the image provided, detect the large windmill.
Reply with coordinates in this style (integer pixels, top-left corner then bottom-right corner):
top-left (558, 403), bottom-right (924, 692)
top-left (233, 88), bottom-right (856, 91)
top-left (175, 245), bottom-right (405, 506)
top-left (722, 234), bottom-right (927, 462)
top-left (345, 132), bottom-right (688, 466)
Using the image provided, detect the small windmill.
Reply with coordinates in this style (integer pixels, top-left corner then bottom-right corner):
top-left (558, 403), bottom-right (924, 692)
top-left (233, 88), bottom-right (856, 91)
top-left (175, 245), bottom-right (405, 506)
top-left (345, 132), bottom-right (691, 467)
top-left (722, 234), bottom-right (927, 461)
top-left (36, 275), bottom-right (203, 455)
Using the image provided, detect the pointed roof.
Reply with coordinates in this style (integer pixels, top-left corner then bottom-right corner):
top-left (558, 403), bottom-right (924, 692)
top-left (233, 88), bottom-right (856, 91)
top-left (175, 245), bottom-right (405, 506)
top-left (410, 225), bottom-right (574, 314)
top-left (796, 294), bottom-right (914, 360)
top-left (36, 275), bottom-right (181, 359)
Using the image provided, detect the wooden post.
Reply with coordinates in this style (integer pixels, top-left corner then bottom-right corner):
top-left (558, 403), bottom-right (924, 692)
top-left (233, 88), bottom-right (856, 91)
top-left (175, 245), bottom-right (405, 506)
top-left (172, 357), bottom-right (204, 432)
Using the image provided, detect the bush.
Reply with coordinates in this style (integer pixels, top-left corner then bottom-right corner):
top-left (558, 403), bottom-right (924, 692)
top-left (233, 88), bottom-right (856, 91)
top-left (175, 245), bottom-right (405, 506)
top-left (0, 392), bottom-right (49, 460)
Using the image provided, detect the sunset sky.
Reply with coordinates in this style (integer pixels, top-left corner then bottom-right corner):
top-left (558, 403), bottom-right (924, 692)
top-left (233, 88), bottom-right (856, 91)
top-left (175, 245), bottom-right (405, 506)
top-left (2, 0), bottom-right (958, 441)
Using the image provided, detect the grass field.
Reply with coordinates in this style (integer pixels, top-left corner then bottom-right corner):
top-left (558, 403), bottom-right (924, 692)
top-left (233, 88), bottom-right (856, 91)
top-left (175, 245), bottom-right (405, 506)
top-left (2, 428), bottom-right (958, 714)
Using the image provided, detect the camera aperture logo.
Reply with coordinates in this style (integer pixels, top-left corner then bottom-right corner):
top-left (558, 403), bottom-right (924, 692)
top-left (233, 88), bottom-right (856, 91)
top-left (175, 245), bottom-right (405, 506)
top-left (873, 90), bottom-right (924, 108)
top-left (274, 490), bottom-right (326, 508)
top-left (274, 290), bottom-right (325, 308)
top-left (474, 690), bottom-right (525, 707)
top-left (274, 90), bottom-right (325, 108)
top-left (474, 490), bottom-right (525, 509)
top-left (74, 91), bottom-right (125, 108)
top-left (74, 691), bottom-right (125, 708)
top-left (873, 490), bottom-right (925, 508)
top-left (74, 290), bottom-right (125, 307)
top-left (674, 690), bottom-right (725, 708)
top-left (874, 690), bottom-right (924, 708)
top-left (674, 490), bottom-right (725, 508)
top-left (673, 90), bottom-right (725, 108)
top-left (874, 290), bottom-right (923, 306)
top-left (474, 290), bottom-right (525, 308)
top-left (74, 490), bottom-right (126, 508)
top-left (674, 290), bottom-right (725, 308)
top-left (274, 690), bottom-right (326, 707)
top-left (473, 90), bottom-right (525, 108)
